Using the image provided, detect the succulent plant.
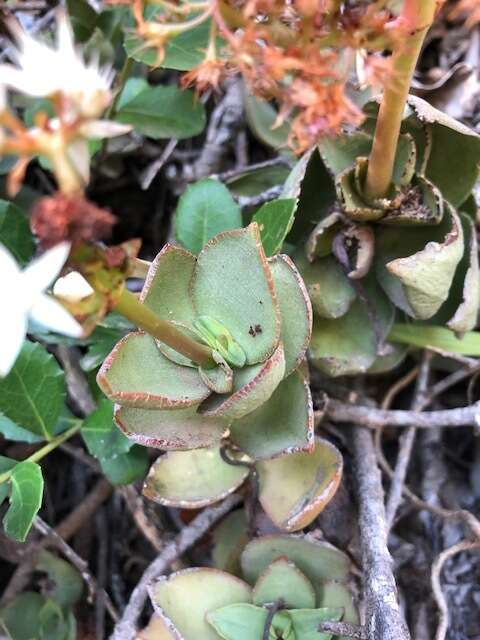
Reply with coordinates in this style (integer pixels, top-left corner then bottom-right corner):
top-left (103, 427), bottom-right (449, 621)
top-left (286, 96), bottom-right (480, 377)
top-left (97, 223), bottom-right (343, 530)
top-left (148, 534), bottom-right (358, 640)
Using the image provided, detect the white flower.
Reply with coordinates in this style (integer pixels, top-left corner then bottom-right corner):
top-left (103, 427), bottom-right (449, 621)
top-left (53, 271), bottom-right (94, 302)
top-left (0, 10), bottom-right (114, 119)
top-left (0, 242), bottom-right (83, 377)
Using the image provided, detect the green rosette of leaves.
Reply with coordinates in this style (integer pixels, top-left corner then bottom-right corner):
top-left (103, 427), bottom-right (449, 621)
top-left (148, 534), bottom-right (358, 640)
top-left (97, 223), bottom-right (342, 531)
top-left (285, 96), bottom-right (480, 377)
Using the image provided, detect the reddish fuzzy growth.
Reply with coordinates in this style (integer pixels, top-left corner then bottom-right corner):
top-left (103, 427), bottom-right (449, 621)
top-left (181, 58), bottom-right (227, 94)
top-left (31, 193), bottom-right (116, 250)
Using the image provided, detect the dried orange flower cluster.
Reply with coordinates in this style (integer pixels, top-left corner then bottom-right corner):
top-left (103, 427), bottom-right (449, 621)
top-left (118, 0), bottom-right (414, 151)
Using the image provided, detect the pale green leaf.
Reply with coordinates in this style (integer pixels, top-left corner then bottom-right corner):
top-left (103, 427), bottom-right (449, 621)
top-left (389, 324), bottom-right (480, 355)
top-left (3, 461), bottom-right (43, 542)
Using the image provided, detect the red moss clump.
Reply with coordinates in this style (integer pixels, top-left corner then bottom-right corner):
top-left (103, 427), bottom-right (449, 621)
top-left (31, 193), bottom-right (116, 250)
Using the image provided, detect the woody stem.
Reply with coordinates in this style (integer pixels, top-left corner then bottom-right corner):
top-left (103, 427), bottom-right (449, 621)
top-left (364, 0), bottom-right (437, 200)
top-left (114, 288), bottom-right (215, 368)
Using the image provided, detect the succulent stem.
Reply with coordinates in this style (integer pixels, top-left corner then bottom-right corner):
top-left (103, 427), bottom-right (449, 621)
top-left (114, 288), bottom-right (215, 368)
top-left (364, 0), bottom-right (437, 200)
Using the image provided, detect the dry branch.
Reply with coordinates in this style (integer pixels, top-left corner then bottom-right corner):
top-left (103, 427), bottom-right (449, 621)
top-left (110, 493), bottom-right (241, 640)
top-left (352, 426), bottom-right (411, 640)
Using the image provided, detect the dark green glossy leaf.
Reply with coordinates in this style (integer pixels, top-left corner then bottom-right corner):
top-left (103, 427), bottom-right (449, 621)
top-left (175, 180), bottom-right (242, 254)
top-left (244, 93), bottom-right (290, 150)
top-left (0, 200), bottom-right (35, 265)
top-left (116, 83), bottom-right (206, 139)
top-left (0, 342), bottom-right (65, 440)
top-left (3, 461), bottom-right (43, 542)
top-left (81, 399), bottom-right (131, 460)
top-left (99, 445), bottom-right (149, 486)
top-left (253, 199), bottom-right (296, 257)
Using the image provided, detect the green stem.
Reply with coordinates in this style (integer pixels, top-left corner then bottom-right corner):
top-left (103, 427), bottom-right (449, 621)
top-left (0, 422), bottom-right (81, 486)
top-left (364, 0), bottom-right (437, 200)
top-left (114, 288), bottom-right (215, 368)
top-left (105, 56), bottom-right (134, 121)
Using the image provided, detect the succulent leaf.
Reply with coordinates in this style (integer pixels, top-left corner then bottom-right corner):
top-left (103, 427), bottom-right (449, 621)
top-left (191, 224), bottom-right (281, 365)
top-left (407, 95), bottom-right (480, 207)
top-left (142, 447), bottom-right (249, 507)
top-left (430, 213), bottom-right (480, 335)
top-left (295, 253), bottom-right (356, 320)
top-left (268, 254), bottom-right (312, 376)
top-left (288, 608), bottom-right (343, 640)
top-left (229, 371), bottom-right (314, 461)
top-left (199, 343), bottom-right (286, 421)
top-left (241, 535), bottom-right (351, 588)
top-left (140, 243), bottom-right (196, 325)
top-left (149, 568), bottom-right (252, 640)
top-left (256, 438), bottom-right (343, 531)
top-left (199, 357), bottom-right (234, 394)
top-left (212, 509), bottom-right (249, 576)
top-left (207, 603), bottom-right (268, 640)
top-left (376, 205), bottom-right (464, 320)
top-left (97, 332), bottom-right (210, 409)
top-left (114, 404), bottom-right (227, 450)
top-left (309, 282), bottom-right (394, 377)
top-left (252, 558), bottom-right (316, 609)
top-left (318, 581), bottom-right (359, 640)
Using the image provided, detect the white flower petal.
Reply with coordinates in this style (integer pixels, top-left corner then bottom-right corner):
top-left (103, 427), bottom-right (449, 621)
top-left (30, 294), bottom-right (83, 337)
top-left (21, 242), bottom-right (71, 297)
top-left (79, 120), bottom-right (132, 139)
top-left (53, 271), bottom-right (93, 302)
top-left (0, 242), bottom-right (22, 279)
top-left (67, 139), bottom-right (90, 184)
top-left (0, 301), bottom-right (27, 377)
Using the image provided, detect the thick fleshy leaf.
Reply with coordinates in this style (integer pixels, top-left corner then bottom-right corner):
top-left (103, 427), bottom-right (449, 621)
top-left (257, 438), bottom-right (343, 532)
top-left (309, 283), bottom-right (394, 377)
top-left (241, 535), bottom-right (351, 588)
top-left (192, 224), bottom-right (280, 365)
top-left (268, 255), bottom-right (312, 376)
top-left (305, 212), bottom-right (343, 261)
top-left (430, 213), bottom-right (480, 335)
top-left (97, 332), bottom-right (210, 409)
top-left (140, 244), bottom-right (196, 325)
top-left (229, 371), bottom-right (314, 460)
top-left (336, 164), bottom-right (386, 222)
top-left (143, 447), bottom-right (248, 508)
top-left (380, 175), bottom-right (443, 226)
top-left (253, 558), bottom-right (316, 609)
top-left (114, 404), bottom-right (226, 450)
top-left (175, 180), bottom-right (242, 255)
top-left (319, 132), bottom-right (372, 176)
top-left (212, 509), bottom-right (249, 576)
top-left (199, 359), bottom-right (233, 394)
top-left (319, 581), bottom-right (359, 640)
top-left (407, 95), bottom-right (480, 207)
top-left (375, 206), bottom-right (464, 320)
top-left (200, 344), bottom-right (285, 421)
top-left (207, 603), bottom-right (267, 640)
top-left (289, 608), bottom-right (343, 640)
top-left (138, 615), bottom-right (176, 640)
top-left (295, 253), bottom-right (356, 320)
top-left (149, 568), bottom-right (252, 640)
top-left (367, 343), bottom-right (408, 375)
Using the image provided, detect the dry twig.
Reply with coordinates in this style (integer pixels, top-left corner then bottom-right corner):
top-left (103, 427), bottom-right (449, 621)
top-left (110, 493), bottom-right (242, 640)
top-left (431, 540), bottom-right (480, 640)
top-left (351, 426), bottom-right (411, 640)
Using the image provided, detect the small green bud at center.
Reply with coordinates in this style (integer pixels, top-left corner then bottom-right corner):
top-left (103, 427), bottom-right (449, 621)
top-left (194, 316), bottom-right (246, 368)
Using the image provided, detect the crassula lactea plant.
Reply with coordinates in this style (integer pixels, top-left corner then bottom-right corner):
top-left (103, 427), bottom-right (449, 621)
top-left (98, 223), bottom-right (343, 531)
top-left (144, 535), bottom-right (358, 640)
